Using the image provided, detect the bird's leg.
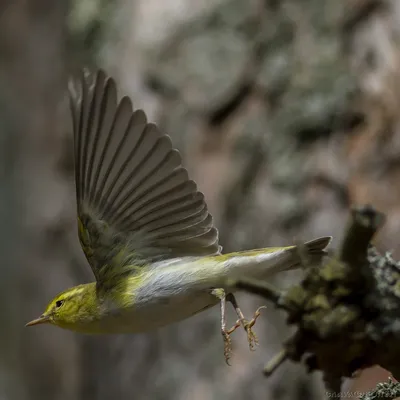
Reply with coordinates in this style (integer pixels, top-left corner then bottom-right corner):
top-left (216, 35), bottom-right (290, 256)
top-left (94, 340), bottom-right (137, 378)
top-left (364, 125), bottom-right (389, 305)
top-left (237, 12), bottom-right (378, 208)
top-left (226, 293), bottom-right (267, 351)
top-left (211, 288), bottom-right (241, 364)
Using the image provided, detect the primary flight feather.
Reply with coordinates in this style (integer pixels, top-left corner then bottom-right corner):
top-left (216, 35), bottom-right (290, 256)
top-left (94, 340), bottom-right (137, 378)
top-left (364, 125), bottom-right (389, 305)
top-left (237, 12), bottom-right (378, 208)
top-left (26, 69), bottom-right (331, 363)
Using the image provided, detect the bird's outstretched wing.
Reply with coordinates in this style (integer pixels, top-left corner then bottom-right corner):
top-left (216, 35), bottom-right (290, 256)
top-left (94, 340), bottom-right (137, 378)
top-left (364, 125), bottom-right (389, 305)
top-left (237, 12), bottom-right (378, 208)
top-left (68, 69), bottom-right (221, 285)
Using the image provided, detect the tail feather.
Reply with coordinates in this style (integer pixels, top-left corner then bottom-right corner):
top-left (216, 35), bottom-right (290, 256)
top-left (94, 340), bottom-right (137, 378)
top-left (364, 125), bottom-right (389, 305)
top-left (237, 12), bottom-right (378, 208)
top-left (304, 236), bottom-right (332, 253)
top-left (219, 236), bottom-right (332, 281)
top-left (286, 235), bottom-right (332, 271)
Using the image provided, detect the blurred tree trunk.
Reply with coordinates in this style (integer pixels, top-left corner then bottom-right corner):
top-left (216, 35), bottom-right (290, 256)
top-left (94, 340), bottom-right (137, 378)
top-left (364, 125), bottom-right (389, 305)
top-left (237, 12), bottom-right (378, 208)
top-left (0, 1), bottom-right (82, 399)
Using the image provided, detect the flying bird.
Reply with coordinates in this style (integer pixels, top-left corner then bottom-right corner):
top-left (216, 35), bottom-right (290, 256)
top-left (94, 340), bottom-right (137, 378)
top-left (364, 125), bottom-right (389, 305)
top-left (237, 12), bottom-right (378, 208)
top-left (26, 69), bottom-right (331, 363)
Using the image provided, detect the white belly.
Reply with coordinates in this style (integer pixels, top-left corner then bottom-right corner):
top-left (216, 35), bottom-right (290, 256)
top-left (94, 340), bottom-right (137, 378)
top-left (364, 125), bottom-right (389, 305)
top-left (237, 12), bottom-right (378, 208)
top-left (99, 260), bottom-right (221, 333)
top-left (99, 291), bottom-right (218, 333)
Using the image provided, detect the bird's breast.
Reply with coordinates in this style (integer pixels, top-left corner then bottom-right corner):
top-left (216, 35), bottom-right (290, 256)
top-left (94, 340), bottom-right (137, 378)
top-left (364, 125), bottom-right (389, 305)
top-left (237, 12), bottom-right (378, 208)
top-left (99, 291), bottom-right (217, 333)
top-left (97, 261), bottom-right (221, 333)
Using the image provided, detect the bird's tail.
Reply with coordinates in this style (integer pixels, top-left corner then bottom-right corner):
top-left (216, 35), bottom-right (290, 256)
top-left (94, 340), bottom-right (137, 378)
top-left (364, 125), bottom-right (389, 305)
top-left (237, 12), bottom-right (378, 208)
top-left (283, 236), bottom-right (332, 272)
top-left (219, 236), bottom-right (332, 281)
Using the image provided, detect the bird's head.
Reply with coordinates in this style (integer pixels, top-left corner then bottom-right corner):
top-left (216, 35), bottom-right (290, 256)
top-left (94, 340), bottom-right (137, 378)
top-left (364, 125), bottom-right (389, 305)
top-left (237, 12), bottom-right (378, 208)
top-left (25, 283), bottom-right (98, 331)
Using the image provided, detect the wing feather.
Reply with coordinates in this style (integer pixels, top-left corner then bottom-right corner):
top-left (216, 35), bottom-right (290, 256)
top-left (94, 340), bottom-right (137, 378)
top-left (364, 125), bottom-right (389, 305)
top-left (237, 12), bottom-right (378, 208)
top-left (68, 69), bottom-right (221, 283)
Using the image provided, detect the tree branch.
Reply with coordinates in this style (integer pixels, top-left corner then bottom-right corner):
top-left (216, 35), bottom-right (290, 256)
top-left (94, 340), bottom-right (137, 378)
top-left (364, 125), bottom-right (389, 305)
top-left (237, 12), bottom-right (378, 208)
top-left (229, 205), bottom-right (400, 395)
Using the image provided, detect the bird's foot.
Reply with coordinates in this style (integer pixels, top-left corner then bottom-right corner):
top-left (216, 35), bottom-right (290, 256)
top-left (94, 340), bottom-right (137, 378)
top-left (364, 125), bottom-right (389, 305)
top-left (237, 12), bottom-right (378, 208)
top-left (227, 292), bottom-right (267, 351)
top-left (243, 306), bottom-right (267, 351)
top-left (222, 321), bottom-right (241, 365)
top-left (212, 289), bottom-right (267, 363)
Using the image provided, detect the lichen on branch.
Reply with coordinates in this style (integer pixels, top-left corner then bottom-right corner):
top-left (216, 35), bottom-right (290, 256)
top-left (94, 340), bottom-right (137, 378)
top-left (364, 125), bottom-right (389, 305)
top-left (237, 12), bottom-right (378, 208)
top-left (230, 205), bottom-right (400, 393)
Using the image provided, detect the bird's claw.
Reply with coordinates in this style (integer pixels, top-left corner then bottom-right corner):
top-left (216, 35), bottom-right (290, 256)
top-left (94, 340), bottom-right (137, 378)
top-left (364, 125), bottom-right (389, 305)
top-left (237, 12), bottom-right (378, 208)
top-left (222, 331), bottom-right (232, 365)
top-left (215, 289), bottom-right (267, 363)
top-left (244, 306), bottom-right (267, 351)
top-left (245, 324), bottom-right (259, 351)
top-left (222, 321), bottom-right (241, 365)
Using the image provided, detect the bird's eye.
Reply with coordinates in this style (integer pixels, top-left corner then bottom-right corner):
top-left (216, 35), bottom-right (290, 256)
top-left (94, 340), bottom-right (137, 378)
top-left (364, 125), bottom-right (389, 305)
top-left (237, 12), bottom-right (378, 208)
top-left (55, 300), bottom-right (64, 308)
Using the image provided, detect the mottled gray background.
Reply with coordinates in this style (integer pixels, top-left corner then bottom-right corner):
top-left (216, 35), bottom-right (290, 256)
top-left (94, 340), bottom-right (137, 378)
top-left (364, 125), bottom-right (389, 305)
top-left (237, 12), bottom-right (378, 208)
top-left (1, 0), bottom-right (399, 399)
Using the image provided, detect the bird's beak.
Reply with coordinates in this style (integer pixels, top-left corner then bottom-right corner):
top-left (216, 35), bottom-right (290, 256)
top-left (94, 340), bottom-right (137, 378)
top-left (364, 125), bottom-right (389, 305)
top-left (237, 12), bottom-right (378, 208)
top-left (25, 314), bottom-right (50, 327)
